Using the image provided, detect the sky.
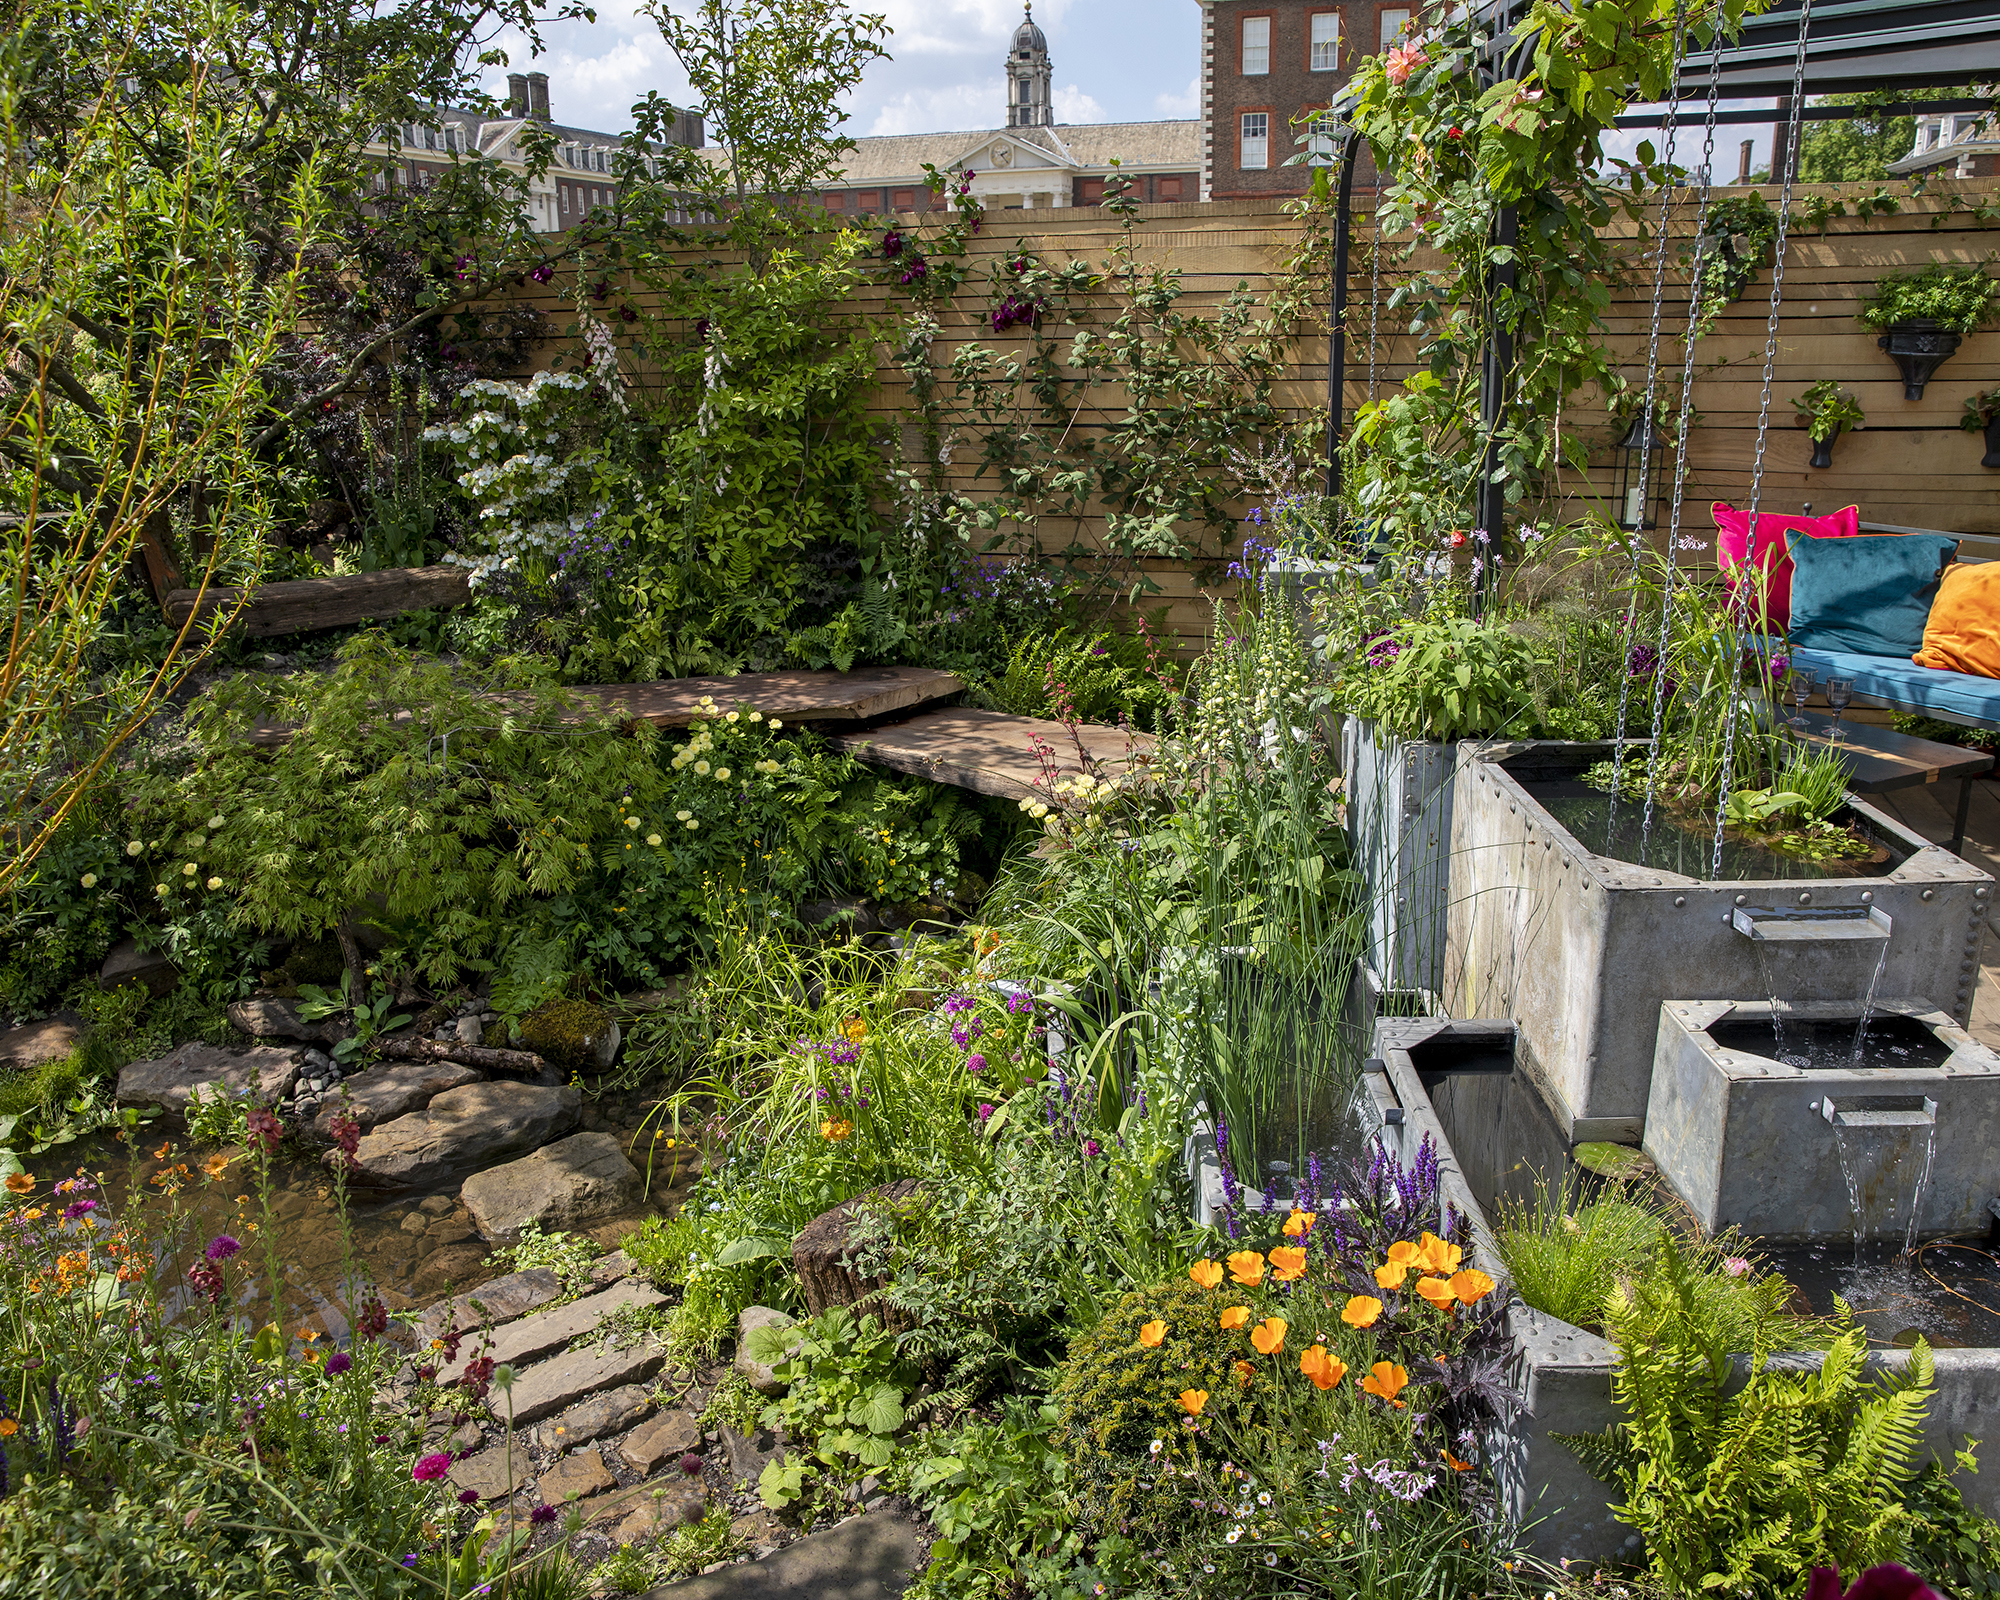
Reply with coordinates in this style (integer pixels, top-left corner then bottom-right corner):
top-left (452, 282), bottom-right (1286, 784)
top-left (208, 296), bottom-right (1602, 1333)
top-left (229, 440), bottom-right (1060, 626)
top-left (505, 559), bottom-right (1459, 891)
top-left (486, 0), bottom-right (1204, 139)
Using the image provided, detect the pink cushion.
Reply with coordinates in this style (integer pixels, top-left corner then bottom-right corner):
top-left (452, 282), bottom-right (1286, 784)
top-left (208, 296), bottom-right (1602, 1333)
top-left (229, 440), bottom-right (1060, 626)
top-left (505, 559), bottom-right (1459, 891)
top-left (1711, 502), bottom-right (1860, 629)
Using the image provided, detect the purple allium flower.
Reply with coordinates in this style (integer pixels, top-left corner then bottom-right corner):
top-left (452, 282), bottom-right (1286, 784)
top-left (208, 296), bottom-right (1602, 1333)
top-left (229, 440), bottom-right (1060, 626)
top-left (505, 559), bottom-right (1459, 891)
top-left (205, 1235), bottom-right (242, 1263)
top-left (680, 1452), bottom-right (704, 1476)
top-left (965, 1054), bottom-right (986, 1074)
top-left (326, 1352), bottom-right (352, 1376)
top-left (412, 1453), bottom-right (453, 1483)
top-left (530, 1504), bottom-right (559, 1525)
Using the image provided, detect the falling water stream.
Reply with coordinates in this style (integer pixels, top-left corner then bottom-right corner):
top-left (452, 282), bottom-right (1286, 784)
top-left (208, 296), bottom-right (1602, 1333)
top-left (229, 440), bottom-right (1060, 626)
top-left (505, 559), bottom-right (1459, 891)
top-left (1851, 939), bottom-right (1891, 1067)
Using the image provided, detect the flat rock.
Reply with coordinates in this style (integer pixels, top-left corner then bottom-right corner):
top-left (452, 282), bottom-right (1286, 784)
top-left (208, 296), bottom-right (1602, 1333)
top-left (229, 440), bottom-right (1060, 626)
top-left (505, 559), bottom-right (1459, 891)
top-left (569, 667), bottom-right (963, 730)
top-left (448, 1444), bottom-right (534, 1502)
top-left (538, 1449), bottom-right (614, 1505)
top-left (619, 1409), bottom-right (700, 1474)
top-left (227, 997), bottom-right (345, 1046)
top-left (722, 1424), bottom-right (787, 1487)
top-left (344, 1081), bottom-right (581, 1190)
top-left (578, 1481), bottom-right (705, 1533)
top-left (588, 1249), bottom-right (637, 1290)
top-left (534, 1384), bottom-right (651, 1453)
top-left (504, 1339), bottom-right (666, 1426)
top-left (435, 1278), bottom-right (666, 1386)
top-left (647, 1510), bottom-right (925, 1599)
top-left (733, 1306), bottom-right (796, 1396)
top-left (116, 1042), bottom-right (303, 1119)
top-left (100, 937), bottom-right (177, 997)
top-left (826, 705), bottom-right (1155, 803)
top-left (314, 1058), bottom-right (482, 1139)
top-left (0, 1016), bottom-right (79, 1072)
top-left (415, 1266), bottom-right (562, 1344)
top-left (459, 1131), bottom-right (642, 1244)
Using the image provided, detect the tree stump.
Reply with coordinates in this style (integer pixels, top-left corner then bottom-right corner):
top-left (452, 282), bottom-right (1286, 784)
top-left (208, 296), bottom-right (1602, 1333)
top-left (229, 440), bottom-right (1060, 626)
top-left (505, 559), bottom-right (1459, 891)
top-left (790, 1179), bottom-right (925, 1326)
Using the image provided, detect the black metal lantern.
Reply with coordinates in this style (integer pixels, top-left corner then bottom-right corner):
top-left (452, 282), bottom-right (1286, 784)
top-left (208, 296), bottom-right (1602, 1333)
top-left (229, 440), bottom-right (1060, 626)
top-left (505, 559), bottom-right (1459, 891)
top-left (1613, 404), bottom-right (1667, 532)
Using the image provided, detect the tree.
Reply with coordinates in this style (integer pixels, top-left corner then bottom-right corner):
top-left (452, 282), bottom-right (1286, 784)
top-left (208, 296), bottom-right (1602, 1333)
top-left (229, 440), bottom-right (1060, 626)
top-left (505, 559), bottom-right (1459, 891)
top-left (1796, 88), bottom-right (1968, 184)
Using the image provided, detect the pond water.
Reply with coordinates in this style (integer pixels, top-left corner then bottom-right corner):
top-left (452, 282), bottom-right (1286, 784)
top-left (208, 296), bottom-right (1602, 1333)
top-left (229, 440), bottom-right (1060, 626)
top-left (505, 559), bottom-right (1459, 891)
top-left (1522, 781), bottom-right (1904, 881)
top-left (32, 1088), bottom-right (674, 1343)
top-left (1762, 1238), bottom-right (2000, 1349)
top-left (1704, 1013), bottom-right (1954, 1073)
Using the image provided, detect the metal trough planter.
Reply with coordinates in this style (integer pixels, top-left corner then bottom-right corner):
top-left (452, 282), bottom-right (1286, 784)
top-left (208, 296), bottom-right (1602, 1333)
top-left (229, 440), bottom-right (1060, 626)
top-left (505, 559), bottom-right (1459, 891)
top-left (1370, 1016), bottom-right (2000, 1560)
top-left (1441, 743), bottom-right (1992, 1140)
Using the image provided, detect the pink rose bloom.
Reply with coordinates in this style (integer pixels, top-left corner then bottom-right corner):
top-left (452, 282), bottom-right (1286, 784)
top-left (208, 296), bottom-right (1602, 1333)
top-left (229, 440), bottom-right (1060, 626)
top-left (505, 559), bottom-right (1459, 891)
top-left (1384, 43), bottom-right (1429, 86)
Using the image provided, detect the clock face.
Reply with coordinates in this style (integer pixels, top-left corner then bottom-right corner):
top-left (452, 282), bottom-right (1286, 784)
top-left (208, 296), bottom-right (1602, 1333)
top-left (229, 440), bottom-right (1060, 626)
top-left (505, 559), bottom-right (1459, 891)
top-left (991, 144), bottom-right (1013, 168)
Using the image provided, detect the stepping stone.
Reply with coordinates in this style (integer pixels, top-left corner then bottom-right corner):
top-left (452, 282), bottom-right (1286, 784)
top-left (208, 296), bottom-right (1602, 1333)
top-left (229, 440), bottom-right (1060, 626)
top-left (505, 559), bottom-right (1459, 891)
top-left (460, 1131), bottom-right (643, 1244)
top-left (538, 1449), bottom-right (614, 1504)
top-left (417, 1266), bottom-right (564, 1345)
top-left (619, 1409), bottom-right (700, 1474)
top-left (646, 1510), bottom-right (925, 1598)
top-left (722, 1425), bottom-right (787, 1488)
top-left (588, 1250), bottom-right (637, 1290)
top-left (568, 667), bottom-right (962, 729)
top-left (116, 1042), bottom-right (304, 1119)
top-left (448, 1444), bottom-right (534, 1502)
top-left (533, 1385), bottom-right (651, 1453)
top-left (343, 1082), bottom-right (580, 1190)
top-left (227, 997), bottom-right (346, 1046)
top-left (100, 937), bottom-right (177, 997)
top-left (504, 1339), bottom-right (667, 1426)
top-left (825, 706), bottom-right (1156, 801)
top-left (733, 1306), bottom-right (795, 1396)
top-left (575, 1481), bottom-right (705, 1535)
top-left (312, 1059), bottom-right (482, 1138)
top-left (434, 1278), bottom-right (666, 1386)
top-left (0, 1016), bottom-right (79, 1072)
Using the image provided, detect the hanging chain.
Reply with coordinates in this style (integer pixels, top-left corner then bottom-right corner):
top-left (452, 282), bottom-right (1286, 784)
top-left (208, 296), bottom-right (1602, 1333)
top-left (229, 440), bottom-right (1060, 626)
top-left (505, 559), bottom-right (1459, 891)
top-left (1641, 3), bottom-right (1727, 847)
top-left (1609, 0), bottom-right (1689, 808)
top-left (1711, 0), bottom-right (1814, 880)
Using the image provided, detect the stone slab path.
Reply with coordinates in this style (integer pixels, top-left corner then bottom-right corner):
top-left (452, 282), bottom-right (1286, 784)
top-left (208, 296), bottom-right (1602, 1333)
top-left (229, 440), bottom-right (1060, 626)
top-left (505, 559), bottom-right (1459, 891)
top-left (826, 705), bottom-right (1156, 801)
top-left (568, 667), bottom-right (962, 729)
top-left (643, 1511), bottom-right (925, 1600)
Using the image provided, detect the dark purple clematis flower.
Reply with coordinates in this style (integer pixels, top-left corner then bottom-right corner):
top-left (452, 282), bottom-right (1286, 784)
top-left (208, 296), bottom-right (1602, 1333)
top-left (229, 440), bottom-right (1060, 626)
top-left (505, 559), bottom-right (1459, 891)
top-left (1805, 1567), bottom-right (1941, 1600)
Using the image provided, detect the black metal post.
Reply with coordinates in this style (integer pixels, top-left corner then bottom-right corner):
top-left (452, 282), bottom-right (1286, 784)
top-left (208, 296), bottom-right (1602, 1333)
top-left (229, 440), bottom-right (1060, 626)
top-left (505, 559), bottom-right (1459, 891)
top-left (1326, 127), bottom-right (1362, 516)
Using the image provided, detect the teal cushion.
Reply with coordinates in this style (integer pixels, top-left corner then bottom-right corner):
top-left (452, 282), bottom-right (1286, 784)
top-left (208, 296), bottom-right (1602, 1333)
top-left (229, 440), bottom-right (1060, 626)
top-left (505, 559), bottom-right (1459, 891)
top-left (1782, 531), bottom-right (1957, 657)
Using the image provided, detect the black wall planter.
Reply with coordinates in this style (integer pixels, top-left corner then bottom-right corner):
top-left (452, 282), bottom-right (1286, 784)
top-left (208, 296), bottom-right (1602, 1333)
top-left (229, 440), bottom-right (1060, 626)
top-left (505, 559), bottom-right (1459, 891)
top-left (1878, 319), bottom-right (1962, 400)
top-left (1809, 428), bottom-right (1840, 469)
top-left (1984, 414), bottom-right (2000, 470)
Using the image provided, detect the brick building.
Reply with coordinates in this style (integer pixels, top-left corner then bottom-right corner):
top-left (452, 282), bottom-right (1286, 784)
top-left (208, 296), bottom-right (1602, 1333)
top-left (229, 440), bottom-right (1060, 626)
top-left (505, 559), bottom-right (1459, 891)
top-left (1889, 110), bottom-right (2000, 180)
top-left (1196, 1), bottom-right (1417, 200)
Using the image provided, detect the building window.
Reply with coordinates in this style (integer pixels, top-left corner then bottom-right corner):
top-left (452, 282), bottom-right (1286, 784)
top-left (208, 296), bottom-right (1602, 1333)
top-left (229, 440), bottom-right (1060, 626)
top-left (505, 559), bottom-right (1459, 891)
top-left (1310, 13), bottom-right (1340, 70)
top-left (1242, 16), bottom-right (1270, 76)
top-left (1241, 111), bottom-right (1270, 169)
top-left (560, 185), bottom-right (569, 213)
top-left (891, 187), bottom-right (915, 210)
top-left (1159, 176), bottom-right (1183, 200)
top-left (1379, 8), bottom-right (1411, 51)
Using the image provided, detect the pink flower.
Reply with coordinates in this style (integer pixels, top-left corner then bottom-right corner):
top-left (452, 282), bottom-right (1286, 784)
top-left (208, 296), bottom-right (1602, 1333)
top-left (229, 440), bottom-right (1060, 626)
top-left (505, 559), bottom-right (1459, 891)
top-left (977, 1103), bottom-right (995, 1121)
top-left (1384, 42), bottom-right (1429, 85)
top-left (965, 1054), bottom-right (987, 1074)
top-left (1805, 1566), bottom-right (1941, 1600)
top-left (1722, 1256), bottom-right (1752, 1278)
top-left (412, 1452), bottom-right (453, 1483)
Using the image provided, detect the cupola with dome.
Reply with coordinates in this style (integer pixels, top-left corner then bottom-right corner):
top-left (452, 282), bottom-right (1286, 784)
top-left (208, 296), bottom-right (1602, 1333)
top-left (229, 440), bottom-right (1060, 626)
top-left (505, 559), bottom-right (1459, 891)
top-left (1006, 2), bottom-right (1054, 129)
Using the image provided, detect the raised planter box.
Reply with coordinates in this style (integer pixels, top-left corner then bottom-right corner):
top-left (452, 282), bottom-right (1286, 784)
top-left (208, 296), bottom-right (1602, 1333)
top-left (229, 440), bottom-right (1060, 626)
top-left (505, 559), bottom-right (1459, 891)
top-left (1441, 743), bottom-right (1993, 1139)
top-left (1342, 719), bottom-right (1458, 995)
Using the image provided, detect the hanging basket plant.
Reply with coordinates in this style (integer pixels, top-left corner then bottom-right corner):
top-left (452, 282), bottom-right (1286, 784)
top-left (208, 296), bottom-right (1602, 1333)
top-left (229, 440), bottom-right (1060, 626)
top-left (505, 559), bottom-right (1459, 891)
top-left (1792, 380), bottom-right (1865, 469)
top-left (1965, 390), bottom-right (2000, 469)
top-left (1858, 262), bottom-right (1998, 400)
top-left (1688, 194), bottom-right (1778, 333)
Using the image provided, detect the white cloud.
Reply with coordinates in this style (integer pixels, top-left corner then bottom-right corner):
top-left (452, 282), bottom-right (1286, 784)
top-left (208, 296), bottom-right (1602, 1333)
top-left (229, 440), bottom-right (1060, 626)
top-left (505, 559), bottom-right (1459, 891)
top-left (1053, 85), bottom-right (1105, 124)
top-left (868, 83), bottom-right (998, 137)
top-left (1155, 74), bottom-right (1199, 117)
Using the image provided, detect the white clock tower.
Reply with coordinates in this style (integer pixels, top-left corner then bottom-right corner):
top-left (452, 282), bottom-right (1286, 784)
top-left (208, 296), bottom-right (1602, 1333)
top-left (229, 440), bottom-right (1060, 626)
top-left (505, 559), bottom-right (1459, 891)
top-left (1005, 3), bottom-right (1055, 129)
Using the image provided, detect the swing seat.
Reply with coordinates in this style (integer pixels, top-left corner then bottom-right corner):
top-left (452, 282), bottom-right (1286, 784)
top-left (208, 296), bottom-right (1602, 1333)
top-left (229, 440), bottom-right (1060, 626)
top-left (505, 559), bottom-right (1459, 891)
top-left (1780, 644), bottom-right (2000, 733)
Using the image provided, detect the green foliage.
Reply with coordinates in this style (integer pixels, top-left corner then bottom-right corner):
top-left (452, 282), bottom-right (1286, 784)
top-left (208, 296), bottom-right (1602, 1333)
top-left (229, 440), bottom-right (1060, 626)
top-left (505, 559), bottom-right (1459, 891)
top-left (902, 1397), bottom-right (1082, 1600)
top-left (486, 1221), bottom-right (605, 1303)
top-left (0, 794), bottom-right (148, 1015)
top-left (295, 972), bottom-right (410, 1065)
top-left (754, 1306), bottom-right (916, 1504)
top-left (1904, 1459), bottom-right (2000, 1600)
top-left (977, 629), bottom-right (1179, 731)
top-left (1964, 390), bottom-right (2000, 434)
top-left (1495, 1181), bottom-right (1665, 1332)
top-left (1691, 194), bottom-right (1780, 331)
top-left (1797, 91), bottom-right (1946, 185)
top-left (1860, 261), bottom-right (1999, 336)
top-left (1794, 378), bottom-right (1867, 443)
top-left (1341, 614), bottom-right (1537, 742)
top-left (1565, 1237), bottom-right (1935, 1595)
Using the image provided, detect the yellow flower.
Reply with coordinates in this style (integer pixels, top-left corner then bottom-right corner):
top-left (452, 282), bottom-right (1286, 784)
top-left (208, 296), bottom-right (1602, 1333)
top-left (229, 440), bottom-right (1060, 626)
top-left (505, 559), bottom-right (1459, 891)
top-left (1177, 1389), bottom-right (1208, 1416)
top-left (1188, 1259), bottom-right (1224, 1289)
top-left (676, 810), bottom-right (692, 821)
top-left (820, 1118), bottom-right (853, 1142)
top-left (647, 834), bottom-right (662, 846)
top-left (182, 862), bottom-right (197, 875)
top-left (126, 840), bottom-right (143, 856)
top-left (693, 760), bottom-right (711, 775)
top-left (1218, 1305), bottom-right (1251, 1331)
top-left (1414, 1276), bottom-right (1456, 1309)
top-left (685, 819), bottom-right (699, 830)
top-left (1450, 1268), bottom-right (1497, 1305)
top-left (1137, 1319), bottom-right (1166, 1348)
top-left (1249, 1316), bottom-right (1287, 1355)
top-left (841, 1016), bottom-right (868, 1042)
top-left (768, 718), bottom-right (782, 730)
top-left (1341, 1295), bottom-right (1383, 1329)
top-left (206, 876), bottom-right (223, 891)
top-left (714, 767), bottom-right (731, 782)
top-left (1283, 1208), bottom-right (1315, 1237)
top-left (207, 815), bottom-right (224, 830)
top-left (1267, 1246), bottom-right (1307, 1282)
top-left (1300, 1345), bottom-right (1346, 1391)
top-left (1361, 1361), bottom-right (1409, 1407)
top-left (1225, 1249), bottom-right (1265, 1288)
top-left (625, 816), bottom-right (641, 829)
top-left (747, 710), bottom-right (762, 723)
top-left (80, 873), bottom-right (97, 889)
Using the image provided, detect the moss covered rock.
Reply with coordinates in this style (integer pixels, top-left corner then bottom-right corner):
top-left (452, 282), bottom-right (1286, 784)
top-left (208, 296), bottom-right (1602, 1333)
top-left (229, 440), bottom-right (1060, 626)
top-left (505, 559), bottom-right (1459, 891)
top-left (518, 999), bottom-right (617, 1074)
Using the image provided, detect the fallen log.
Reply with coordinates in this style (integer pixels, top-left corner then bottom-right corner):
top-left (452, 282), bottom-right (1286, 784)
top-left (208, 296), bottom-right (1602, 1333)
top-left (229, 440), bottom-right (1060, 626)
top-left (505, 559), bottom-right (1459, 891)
top-left (369, 1035), bottom-right (553, 1080)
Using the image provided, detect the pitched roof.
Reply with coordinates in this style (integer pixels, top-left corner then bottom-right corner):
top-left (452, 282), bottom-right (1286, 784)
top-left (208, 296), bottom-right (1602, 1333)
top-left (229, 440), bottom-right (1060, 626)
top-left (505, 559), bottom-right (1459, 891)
top-left (694, 119), bottom-right (1201, 186)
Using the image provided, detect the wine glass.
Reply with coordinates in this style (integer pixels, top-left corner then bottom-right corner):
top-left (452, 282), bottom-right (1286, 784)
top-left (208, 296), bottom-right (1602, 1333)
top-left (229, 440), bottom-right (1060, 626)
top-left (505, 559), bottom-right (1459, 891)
top-left (1787, 668), bottom-right (1815, 729)
top-left (1825, 677), bottom-right (1854, 742)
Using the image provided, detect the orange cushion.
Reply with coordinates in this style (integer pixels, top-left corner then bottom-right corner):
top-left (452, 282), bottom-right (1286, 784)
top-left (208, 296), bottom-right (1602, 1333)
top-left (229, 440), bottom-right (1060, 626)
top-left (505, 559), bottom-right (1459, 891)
top-left (1914, 562), bottom-right (2000, 678)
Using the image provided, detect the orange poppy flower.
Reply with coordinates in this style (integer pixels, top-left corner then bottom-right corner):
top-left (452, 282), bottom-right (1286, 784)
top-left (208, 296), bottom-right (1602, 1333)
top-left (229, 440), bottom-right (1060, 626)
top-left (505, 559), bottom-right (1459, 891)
top-left (1450, 1268), bottom-right (1497, 1305)
top-left (1138, 1319), bottom-right (1166, 1348)
top-left (1375, 1259), bottom-right (1410, 1290)
top-left (3, 1173), bottom-right (33, 1195)
top-left (1249, 1316), bottom-right (1287, 1355)
top-left (1416, 1231), bottom-right (1462, 1275)
top-left (1413, 1276), bottom-right (1456, 1309)
top-left (1234, 1359), bottom-right (1256, 1386)
top-left (1442, 1448), bottom-right (1473, 1471)
top-left (1299, 1345), bottom-right (1347, 1391)
top-left (1283, 1209), bottom-right (1316, 1237)
top-left (1361, 1361), bottom-right (1409, 1407)
top-left (1341, 1294), bottom-right (1383, 1328)
top-left (0, 1419), bottom-right (14, 1437)
top-left (1178, 1389), bottom-right (1209, 1416)
top-left (1268, 1246), bottom-right (1308, 1282)
top-left (149, 1141), bottom-right (172, 1161)
top-left (1219, 1305), bottom-right (1251, 1330)
top-left (1188, 1259), bottom-right (1224, 1289)
top-left (1226, 1249), bottom-right (1265, 1288)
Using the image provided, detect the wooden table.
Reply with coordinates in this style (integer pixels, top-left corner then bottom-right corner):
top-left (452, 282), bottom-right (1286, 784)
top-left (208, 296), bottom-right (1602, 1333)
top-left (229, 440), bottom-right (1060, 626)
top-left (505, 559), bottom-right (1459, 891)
top-left (1776, 709), bottom-right (1991, 856)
